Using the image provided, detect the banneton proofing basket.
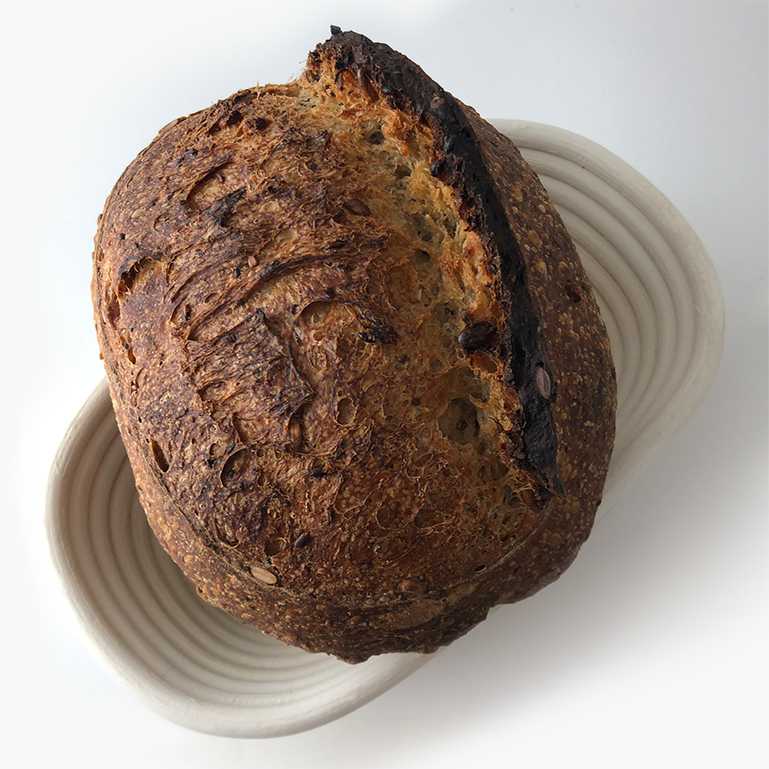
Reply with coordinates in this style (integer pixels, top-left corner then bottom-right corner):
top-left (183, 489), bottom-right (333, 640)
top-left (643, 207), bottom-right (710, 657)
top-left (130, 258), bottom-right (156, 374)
top-left (47, 121), bottom-right (724, 738)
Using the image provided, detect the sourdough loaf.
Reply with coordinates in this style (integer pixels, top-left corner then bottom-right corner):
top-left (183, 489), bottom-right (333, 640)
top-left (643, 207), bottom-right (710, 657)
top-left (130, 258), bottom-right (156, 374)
top-left (91, 29), bottom-right (616, 662)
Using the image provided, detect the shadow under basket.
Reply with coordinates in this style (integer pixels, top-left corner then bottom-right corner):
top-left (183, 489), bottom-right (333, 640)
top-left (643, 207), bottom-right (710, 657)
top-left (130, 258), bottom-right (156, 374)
top-left (47, 120), bottom-right (724, 738)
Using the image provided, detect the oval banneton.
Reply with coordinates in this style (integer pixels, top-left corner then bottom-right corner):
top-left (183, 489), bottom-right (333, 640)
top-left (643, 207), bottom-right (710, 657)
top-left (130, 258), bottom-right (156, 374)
top-left (49, 120), bottom-right (723, 737)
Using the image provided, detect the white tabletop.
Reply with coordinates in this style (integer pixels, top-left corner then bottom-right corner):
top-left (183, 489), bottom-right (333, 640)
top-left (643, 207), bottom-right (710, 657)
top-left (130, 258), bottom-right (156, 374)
top-left (3, 1), bottom-right (767, 767)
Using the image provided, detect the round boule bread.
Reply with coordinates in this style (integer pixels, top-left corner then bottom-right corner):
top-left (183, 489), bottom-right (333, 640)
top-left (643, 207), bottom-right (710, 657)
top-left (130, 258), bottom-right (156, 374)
top-left (91, 29), bottom-right (616, 662)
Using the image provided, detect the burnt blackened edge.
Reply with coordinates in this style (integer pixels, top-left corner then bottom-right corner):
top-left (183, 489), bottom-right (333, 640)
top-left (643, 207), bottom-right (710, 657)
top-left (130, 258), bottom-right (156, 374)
top-left (309, 30), bottom-right (560, 492)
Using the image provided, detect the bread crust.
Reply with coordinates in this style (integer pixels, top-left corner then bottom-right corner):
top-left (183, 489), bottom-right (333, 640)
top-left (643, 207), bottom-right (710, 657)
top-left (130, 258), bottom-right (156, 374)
top-left (92, 29), bottom-right (615, 662)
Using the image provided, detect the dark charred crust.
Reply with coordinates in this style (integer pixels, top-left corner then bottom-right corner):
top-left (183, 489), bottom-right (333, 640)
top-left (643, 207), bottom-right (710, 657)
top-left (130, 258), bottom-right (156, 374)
top-left (311, 30), bottom-right (560, 490)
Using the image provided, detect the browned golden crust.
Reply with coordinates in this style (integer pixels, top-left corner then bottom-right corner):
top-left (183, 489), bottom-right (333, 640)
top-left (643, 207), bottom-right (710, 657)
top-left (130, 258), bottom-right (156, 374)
top-left (91, 29), bottom-right (615, 662)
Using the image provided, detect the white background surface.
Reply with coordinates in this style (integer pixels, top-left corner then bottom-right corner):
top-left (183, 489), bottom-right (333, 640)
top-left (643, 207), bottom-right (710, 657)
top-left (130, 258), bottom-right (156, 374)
top-left (2, 1), bottom-right (767, 767)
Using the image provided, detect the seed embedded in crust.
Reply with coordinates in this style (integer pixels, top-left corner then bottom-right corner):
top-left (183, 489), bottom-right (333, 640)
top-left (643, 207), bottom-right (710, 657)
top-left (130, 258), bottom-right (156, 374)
top-left (535, 365), bottom-right (552, 399)
top-left (250, 564), bottom-right (278, 585)
top-left (366, 128), bottom-right (384, 144)
top-left (564, 283), bottom-right (582, 303)
top-left (399, 579), bottom-right (421, 594)
top-left (250, 116), bottom-right (271, 131)
top-left (457, 321), bottom-right (497, 353)
top-left (344, 198), bottom-right (371, 216)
